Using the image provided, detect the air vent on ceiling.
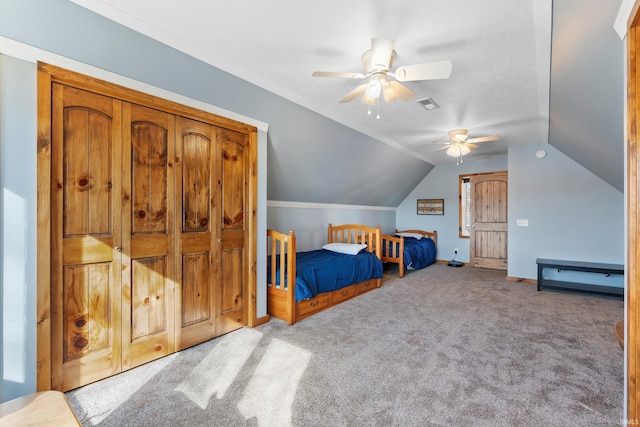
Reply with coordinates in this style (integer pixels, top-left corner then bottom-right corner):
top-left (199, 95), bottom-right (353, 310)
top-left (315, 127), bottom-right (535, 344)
top-left (417, 97), bottom-right (440, 110)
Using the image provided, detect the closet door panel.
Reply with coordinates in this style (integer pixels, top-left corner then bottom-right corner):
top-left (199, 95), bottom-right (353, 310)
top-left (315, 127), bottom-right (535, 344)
top-left (63, 108), bottom-right (112, 236)
top-left (182, 252), bottom-right (211, 325)
top-left (176, 117), bottom-right (219, 349)
top-left (51, 84), bottom-right (123, 391)
top-left (131, 257), bottom-right (168, 339)
top-left (121, 103), bottom-right (176, 370)
top-left (217, 128), bottom-right (248, 334)
top-left (62, 263), bottom-right (111, 359)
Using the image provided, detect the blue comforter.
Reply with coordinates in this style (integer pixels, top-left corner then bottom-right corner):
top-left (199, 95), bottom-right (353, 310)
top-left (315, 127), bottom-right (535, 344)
top-left (383, 236), bottom-right (436, 271)
top-left (269, 249), bottom-right (383, 302)
top-left (403, 237), bottom-right (437, 270)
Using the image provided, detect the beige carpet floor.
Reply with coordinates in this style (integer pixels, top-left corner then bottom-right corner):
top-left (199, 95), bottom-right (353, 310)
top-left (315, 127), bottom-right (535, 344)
top-left (66, 263), bottom-right (624, 426)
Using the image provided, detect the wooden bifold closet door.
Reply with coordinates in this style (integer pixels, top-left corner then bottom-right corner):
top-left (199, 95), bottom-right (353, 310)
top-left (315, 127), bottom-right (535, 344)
top-left (50, 84), bottom-right (125, 390)
top-left (175, 117), bottom-right (249, 348)
top-left (43, 66), bottom-right (254, 392)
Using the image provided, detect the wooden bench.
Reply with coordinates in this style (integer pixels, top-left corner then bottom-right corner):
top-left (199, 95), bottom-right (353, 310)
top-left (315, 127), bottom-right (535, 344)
top-left (0, 391), bottom-right (80, 426)
top-left (536, 258), bottom-right (624, 297)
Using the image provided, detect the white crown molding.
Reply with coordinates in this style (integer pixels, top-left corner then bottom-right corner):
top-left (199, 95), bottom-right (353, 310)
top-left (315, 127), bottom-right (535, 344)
top-left (267, 200), bottom-right (396, 211)
top-left (614, 0), bottom-right (640, 39)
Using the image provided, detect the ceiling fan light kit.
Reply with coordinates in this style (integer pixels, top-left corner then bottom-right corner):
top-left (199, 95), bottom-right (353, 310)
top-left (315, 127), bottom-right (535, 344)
top-left (446, 143), bottom-right (471, 157)
top-left (365, 74), bottom-right (383, 99)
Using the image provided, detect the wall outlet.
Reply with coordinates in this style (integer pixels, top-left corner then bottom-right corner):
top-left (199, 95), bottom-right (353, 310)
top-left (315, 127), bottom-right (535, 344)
top-left (454, 247), bottom-right (458, 254)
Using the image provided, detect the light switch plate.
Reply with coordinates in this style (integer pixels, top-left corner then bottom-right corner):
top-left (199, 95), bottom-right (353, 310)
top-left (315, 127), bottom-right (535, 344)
top-left (516, 219), bottom-right (529, 226)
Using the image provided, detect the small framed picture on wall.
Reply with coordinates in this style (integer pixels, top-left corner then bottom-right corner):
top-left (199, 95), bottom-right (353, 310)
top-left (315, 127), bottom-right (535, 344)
top-left (417, 199), bottom-right (444, 215)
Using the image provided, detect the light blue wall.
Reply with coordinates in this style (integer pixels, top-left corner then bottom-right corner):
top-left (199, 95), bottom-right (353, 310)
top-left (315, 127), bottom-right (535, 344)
top-left (509, 143), bottom-right (624, 284)
top-left (267, 204), bottom-right (395, 252)
top-left (396, 156), bottom-right (508, 262)
top-left (0, 55), bottom-right (37, 402)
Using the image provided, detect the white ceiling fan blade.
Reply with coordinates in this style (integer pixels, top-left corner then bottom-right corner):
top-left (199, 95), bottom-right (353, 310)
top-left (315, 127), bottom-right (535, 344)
top-left (466, 135), bottom-right (500, 143)
top-left (393, 60), bottom-right (453, 81)
top-left (312, 71), bottom-right (365, 79)
top-left (370, 38), bottom-right (395, 70)
top-left (382, 81), bottom-right (415, 103)
top-left (433, 144), bottom-right (453, 152)
top-left (339, 84), bottom-right (367, 103)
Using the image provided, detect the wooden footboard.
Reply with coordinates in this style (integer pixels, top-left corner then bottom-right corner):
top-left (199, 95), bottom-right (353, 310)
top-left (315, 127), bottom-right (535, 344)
top-left (381, 229), bottom-right (437, 278)
top-left (381, 234), bottom-right (406, 277)
top-left (267, 224), bottom-right (382, 325)
top-left (267, 229), bottom-right (296, 325)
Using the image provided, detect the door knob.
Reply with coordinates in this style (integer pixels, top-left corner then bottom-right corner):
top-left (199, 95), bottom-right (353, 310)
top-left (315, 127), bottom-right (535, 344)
top-left (114, 246), bottom-right (122, 252)
top-left (217, 238), bottom-right (222, 243)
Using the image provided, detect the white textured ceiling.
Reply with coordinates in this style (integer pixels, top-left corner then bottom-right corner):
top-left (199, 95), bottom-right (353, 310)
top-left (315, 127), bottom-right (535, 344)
top-left (71, 0), bottom-right (551, 164)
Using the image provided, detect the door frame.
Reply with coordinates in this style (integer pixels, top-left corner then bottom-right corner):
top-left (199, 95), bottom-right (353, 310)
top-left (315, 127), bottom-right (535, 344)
top-left (628, 2), bottom-right (640, 417)
top-left (36, 63), bottom-right (259, 391)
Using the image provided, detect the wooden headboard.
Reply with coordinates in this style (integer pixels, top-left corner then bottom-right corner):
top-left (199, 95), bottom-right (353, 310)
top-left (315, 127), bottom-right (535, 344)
top-left (328, 223), bottom-right (382, 259)
top-left (396, 229), bottom-right (438, 244)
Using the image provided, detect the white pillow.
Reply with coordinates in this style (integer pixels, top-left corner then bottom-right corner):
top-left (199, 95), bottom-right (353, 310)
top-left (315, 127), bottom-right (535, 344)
top-left (396, 232), bottom-right (423, 240)
top-left (322, 243), bottom-right (367, 255)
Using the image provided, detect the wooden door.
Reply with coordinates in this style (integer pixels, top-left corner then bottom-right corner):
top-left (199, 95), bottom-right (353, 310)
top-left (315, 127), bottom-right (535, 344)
top-left (121, 103), bottom-right (177, 369)
top-left (175, 116), bottom-right (220, 349)
top-left (470, 172), bottom-right (508, 270)
top-left (217, 128), bottom-right (249, 334)
top-left (50, 84), bottom-right (123, 390)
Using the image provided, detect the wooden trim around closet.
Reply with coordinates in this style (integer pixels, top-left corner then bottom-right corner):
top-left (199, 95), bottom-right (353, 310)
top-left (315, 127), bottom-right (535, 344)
top-left (629, 4), bottom-right (640, 418)
top-left (36, 68), bottom-right (53, 392)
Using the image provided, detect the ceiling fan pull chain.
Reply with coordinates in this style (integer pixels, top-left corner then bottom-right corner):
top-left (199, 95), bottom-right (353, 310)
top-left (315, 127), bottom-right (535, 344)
top-left (376, 96), bottom-right (380, 119)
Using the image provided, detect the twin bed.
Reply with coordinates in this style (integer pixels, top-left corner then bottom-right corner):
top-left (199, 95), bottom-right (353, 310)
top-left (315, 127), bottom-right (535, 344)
top-left (267, 224), bottom-right (437, 325)
top-left (381, 229), bottom-right (438, 278)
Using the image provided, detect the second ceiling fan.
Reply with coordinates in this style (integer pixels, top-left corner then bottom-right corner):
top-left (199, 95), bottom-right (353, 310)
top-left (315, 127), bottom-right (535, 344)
top-left (430, 129), bottom-right (500, 164)
top-left (312, 38), bottom-right (452, 106)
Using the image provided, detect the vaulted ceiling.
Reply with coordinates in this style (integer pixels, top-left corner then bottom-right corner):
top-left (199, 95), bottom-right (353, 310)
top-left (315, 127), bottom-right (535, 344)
top-left (70, 0), bottom-right (623, 190)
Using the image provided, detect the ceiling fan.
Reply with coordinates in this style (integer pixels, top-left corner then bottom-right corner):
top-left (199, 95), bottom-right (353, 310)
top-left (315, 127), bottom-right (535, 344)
top-left (312, 38), bottom-right (452, 114)
top-left (430, 129), bottom-right (500, 164)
